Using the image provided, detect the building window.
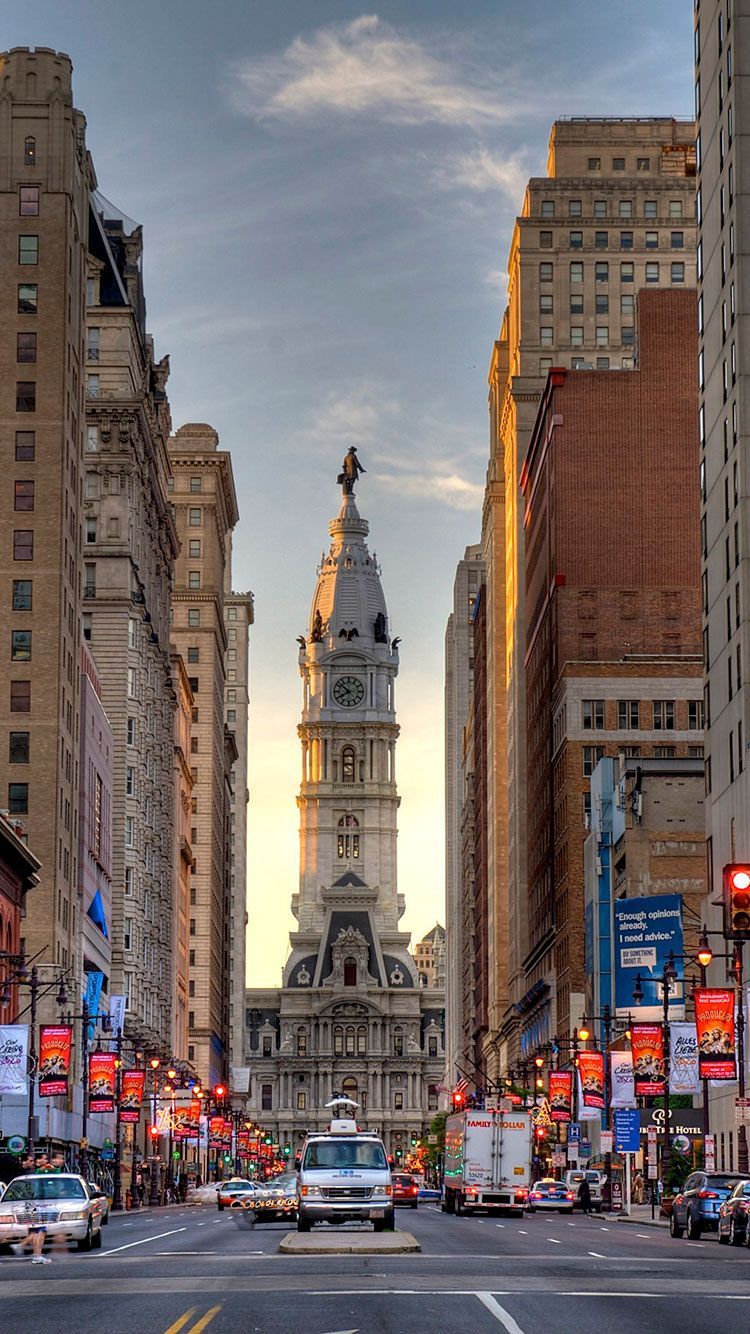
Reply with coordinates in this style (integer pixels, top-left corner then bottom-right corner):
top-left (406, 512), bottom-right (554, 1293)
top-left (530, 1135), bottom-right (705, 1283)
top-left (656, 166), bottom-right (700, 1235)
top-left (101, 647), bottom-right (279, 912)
top-left (619, 199), bottom-right (633, 218)
top-left (14, 480), bottom-right (34, 511)
top-left (189, 476), bottom-right (202, 492)
top-left (671, 262), bottom-right (685, 283)
top-left (645, 230), bottom-right (658, 250)
top-left (570, 262), bottom-right (583, 284)
top-left (344, 957), bottom-right (357, 986)
top-left (595, 262), bottom-right (608, 283)
top-left (188, 508), bottom-right (201, 526)
top-left (541, 200), bottom-right (555, 218)
top-left (588, 157), bottom-right (601, 171)
top-left (24, 136), bottom-right (36, 166)
top-left (582, 699), bottom-right (604, 729)
top-left (670, 231), bottom-right (684, 249)
top-left (296, 1091), bottom-right (307, 1111)
top-left (8, 783), bottom-right (28, 814)
top-left (636, 157), bottom-right (650, 171)
top-left (9, 732), bottom-right (29, 764)
top-left (593, 231), bottom-right (607, 250)
top-left (539, 231), bottom-right (553, 248)
top-left (618, 700), bottom-right (640, 729)
top-left (593, 200), bottom-right (607, 218)
top-left (85, 519), bottom-right (97, 544)
top-left (669, 199), bottom-right (683, 219)
top-left (428, 1036), bottom-right (438, 1057)
top-left (583, 745), bottom-right (605, 777)
top-left (654, 746), bottom-right (676, 759)
top-left (188, 571), bottom-right (201, 590)
top-left (539, 357), bottom-right (552, 373)
top-left (613, 157), bottom-right (626, 171)
top-left (18, 283), bottom-right (38, 315)
top-left (645, 262), bottom-right (659, 283)
top-left (13, 531), bottom-right (33, 561)
top-left (342, 747), bottom-right (356, 782)
top-left (569, 199), bottom-right (582, 217)
top-left (16, 382), bottom-right (36, 412)
top-left (296, 1030), bottom-right (308, 1056)
top-left (621, 294), bottom-right (635, 318)
top-left (126, 766), bottom-right (135, 797)
top-left (261, 1085), bottom-right (272, 1111)
top-left (394, 1092), bottom-right (404, 1110)
top-left (688, 700), bottom-right (704, 729)
top-left (18, 235), bottom-right (38, 265)
top-left (187, 646), bottom-right (199, 663)
top-left (188, 609), bottom-right (200, 627)
top-left (621, 262), bottom-right (634, 283)
top-left (570, 294), bottom-right (583, 315)
top-left (539, 326), bottom-right (554, 347)
top-left (621, 327), bottom-right (635, 348)
top-left (84, 563), bottom-right (96, 598)
top-left (12, 581), bottom-right (32, 611)
top-left (11, 630), bottom-right (32, 662)
top-left (85, 425), bottom-right (99, 453)
top-left (189, 540), bottom-right (201, 558)
top-left (15, 431), bottom-right (35, 461)
top-left (570, 327), bottom-right (584, 347)
top-left (87, 327), bottom-right (100, 361)
top-left (334, 1027), bottom-right (343, 1055)
top-left (620, 232), bottom-right (633, 250)
top-left (393, 1032), bottom-right (404, 1056)
top-left (652, 699), bottom-right (675, 730)
top-left (540, 294), bottom-right (553, 314)
top-left (644, 200), bottom-right (657, 218)
top-left (87, 374), bottom-right (99, 398)
top-left (10, 681), bottom-right (31, 713)
top-left (126, 717), bottom-right (136, 745)
top-left (539, 262), bottom-right (553, 282)
top-left (262, 1035), bottom-right (272, 1056)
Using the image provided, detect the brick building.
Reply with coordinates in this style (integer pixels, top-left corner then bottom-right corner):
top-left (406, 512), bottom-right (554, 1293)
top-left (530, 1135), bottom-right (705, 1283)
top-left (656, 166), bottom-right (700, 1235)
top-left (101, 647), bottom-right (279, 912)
top-left (519, 287), bottom-right (704, 1048)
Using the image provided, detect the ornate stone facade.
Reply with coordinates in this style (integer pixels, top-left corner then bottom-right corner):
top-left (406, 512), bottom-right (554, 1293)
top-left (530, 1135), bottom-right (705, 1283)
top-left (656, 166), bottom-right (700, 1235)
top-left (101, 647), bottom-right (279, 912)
top-left (243, 465), bottom-right (444, 1155)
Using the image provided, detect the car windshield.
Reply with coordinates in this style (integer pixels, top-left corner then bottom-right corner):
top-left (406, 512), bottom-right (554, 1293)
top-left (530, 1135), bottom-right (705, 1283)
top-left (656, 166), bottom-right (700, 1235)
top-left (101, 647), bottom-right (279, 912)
top-left (272, 1175), bottom-right (296, 1190)
top-left (706, 1176), bottom-right (743, 1190)
top-left (4, 1177), bottom-right (86, 1201)
top-left (302, 1139), bottom-right (388, 1171)
top-left (393, 1176), bottom-right (413, 1186)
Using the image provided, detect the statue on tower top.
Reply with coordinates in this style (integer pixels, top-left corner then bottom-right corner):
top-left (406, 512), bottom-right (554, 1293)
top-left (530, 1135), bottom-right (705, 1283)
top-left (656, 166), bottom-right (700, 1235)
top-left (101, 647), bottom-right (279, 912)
top-left (338, 446), bottom-right (366, 496)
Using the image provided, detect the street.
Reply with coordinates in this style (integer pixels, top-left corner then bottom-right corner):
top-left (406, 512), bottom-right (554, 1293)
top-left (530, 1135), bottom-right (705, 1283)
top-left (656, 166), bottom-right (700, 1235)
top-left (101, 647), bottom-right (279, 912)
top-left (1, 1199), bottom-right (749, 1333)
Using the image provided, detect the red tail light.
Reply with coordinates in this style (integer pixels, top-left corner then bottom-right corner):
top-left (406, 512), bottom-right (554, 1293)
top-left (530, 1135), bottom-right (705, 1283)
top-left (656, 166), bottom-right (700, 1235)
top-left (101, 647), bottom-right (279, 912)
top-left (698, 1190), bottom-right (718, 1199)
top-left (565, 1192), bottom-right (574, 1200)
top-left (412, 1186), bottom-right (418, 1194)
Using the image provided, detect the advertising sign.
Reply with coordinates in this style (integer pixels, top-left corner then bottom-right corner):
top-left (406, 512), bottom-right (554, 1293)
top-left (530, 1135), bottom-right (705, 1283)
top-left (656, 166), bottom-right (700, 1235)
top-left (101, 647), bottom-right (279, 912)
top-left (578, 1051), bottom-right (605, 1110)
top-left (669, 1022), bottom-right (701, 1095)
top-left (173, 1099), bottom-right (201, 1139)
top-left (610, 1050), bottom-right (635, 1108)
top-left (209, 1115), bottom-right (224, 1148)
top-left (38, 1025), bottom-right (73, 1097)
top-left (89, 1051), bottom-right (116, 1113)
top-left (108, 995), bottom-right (126, 1037)
top-left (600, 1131), bottom-right (613, 1154)
top-left (0, 1025), bottom-right (28, 1095)
top-left (119, 1069), bottom-right (146, 1123)
top-left (614, 895), bottom-right (684, 1019)
top-left (705, 1133), bottom-right (716, 1171)
top-left (549, 1070), bottom-right (572, 1122)
top-left (631, 1023), bottom-right (666, 1096)
top-left (695, 988), bottom-right (737, 1080)
top-left (613, 1108), bottom-right (640, 1153)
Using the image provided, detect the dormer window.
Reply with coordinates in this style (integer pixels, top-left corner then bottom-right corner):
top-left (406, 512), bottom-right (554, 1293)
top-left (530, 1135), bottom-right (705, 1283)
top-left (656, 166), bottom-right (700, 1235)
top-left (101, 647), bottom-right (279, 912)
top-left (344, 957), bottom-right (357, 986)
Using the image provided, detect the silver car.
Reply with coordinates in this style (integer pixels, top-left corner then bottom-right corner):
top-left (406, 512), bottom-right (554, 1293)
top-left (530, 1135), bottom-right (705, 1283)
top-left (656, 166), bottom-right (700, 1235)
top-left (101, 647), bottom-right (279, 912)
top-left (0, 1174), bottom-right (105, 1251)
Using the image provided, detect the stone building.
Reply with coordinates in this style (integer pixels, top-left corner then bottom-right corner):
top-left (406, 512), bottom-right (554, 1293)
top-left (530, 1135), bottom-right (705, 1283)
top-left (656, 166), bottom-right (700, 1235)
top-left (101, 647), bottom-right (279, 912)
top-left (224, 571), bottom-right (254, 1071)
top-left (169, 423), bottom-right (239, 1086)
top-left (480, 117), bottom-right (698, 1072)
top-left (0, 48), bottom-right (90, 989)
top-left (0, 813), bottom-right (41, 1017)
top-left (412, 924), bottom-right (446, 990)
top-left (83, 192), bottom-right (178, 1049)
top-left (171, 653), bottom-right (194, 1065)
top-left (243, 462), bottom-right (444, 1155)
top-left (78, 643), bottom-right (113, 990)
top-left (519, 288), bottom-right (704, 1055)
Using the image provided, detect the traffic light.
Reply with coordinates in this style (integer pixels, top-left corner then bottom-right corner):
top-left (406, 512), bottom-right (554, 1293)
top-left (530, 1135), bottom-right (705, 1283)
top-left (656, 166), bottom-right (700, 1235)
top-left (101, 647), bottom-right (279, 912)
top-left (214, 1083), bottom-right (227, 1099)
top-left (149, 1125), bottom-right (159, 1140)
top-left (723, 864), bottom-right (750, 939)
top-left (283, 1144), bottom-right (291, 1157)
top-left (410, 1135), bottom-right (417, 1148)
top-left (395, 1146), bottom-right (403, 1159)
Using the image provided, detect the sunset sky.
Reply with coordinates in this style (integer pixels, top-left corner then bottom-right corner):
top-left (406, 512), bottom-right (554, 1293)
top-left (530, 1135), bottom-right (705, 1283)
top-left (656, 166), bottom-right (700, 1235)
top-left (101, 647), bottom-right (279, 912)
top-left (7, 1), bottom-right (694, 985)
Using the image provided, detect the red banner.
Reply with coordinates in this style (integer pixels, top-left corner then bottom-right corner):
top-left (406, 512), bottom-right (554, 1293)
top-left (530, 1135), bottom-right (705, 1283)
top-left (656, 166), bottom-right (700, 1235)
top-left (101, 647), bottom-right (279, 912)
top-left (695, 988), bottom-right (737, 1080)
top-left (631, 1023), bottom-right (666, 1096)
top-left (578, 1050), bottom-right (605, 1110)
top-left (89, 1051), bottom-right (116, 1113)
top-left (237, 1129), bottom-right (251, 1155)
top-left (38, 1025), bottom-right (73, 1097)
top-left (209, 1115), bottom-right (224, 1148)
top-left (119, 1069), bottom-right (146, 1123)
top-left (549, 1070), bottom-right (572, 1122)
top-left (222, 1118), bottom-right (233, 1148)
top-left (173, 1100), bottom-right (202, 1139)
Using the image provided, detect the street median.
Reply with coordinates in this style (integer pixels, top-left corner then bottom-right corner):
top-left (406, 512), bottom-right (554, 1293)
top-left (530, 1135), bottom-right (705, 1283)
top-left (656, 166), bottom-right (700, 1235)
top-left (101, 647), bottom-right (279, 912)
top-left (279, 1230), bottom-right (421, 1255)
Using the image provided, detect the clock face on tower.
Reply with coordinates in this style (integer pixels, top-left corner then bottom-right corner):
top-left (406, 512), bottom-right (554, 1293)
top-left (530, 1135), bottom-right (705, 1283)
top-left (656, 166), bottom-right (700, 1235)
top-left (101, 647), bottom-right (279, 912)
top-left (332, 675), bottom-right (365, 708)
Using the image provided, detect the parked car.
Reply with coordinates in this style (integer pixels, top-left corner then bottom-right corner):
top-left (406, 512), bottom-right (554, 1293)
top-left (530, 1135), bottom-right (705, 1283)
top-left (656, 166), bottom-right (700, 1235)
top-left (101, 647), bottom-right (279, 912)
top-left (392, 1173), bottom-right (419, 1208)
top-left (563, 1169), bottom-right (605, 1213)
top-left (216, 1179), bottom-right (256, 1211)
top-left (0, 1174), bottom-right (106, 1251)
top-left (670, 1171), bottom-right (745, 1239)
top-left (718, 1179), bottom-right (750, 1245)
top-left (527, 1179), bottom-right (575, 1213)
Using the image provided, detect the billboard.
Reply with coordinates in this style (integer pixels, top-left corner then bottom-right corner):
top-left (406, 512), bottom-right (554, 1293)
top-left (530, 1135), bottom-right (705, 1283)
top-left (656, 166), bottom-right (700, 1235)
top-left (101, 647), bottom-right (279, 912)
top-left (614, 895), bottom-right (684, 1019)
top-left (669, 1023), bottom-right (701, 1095)
top-left (610, 1050), bottom-right (635, 1108)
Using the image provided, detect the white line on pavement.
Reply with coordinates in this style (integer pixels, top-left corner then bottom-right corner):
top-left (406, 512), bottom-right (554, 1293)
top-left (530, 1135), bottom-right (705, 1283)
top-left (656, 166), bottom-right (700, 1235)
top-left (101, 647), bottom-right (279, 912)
top-left (636, 1233), bottom-right (650, 1238)
top-left (518, 1230), bottom-right (527, 1235)
top-left (567, 1222), bottom-right (576, 1227)
top-left (103, 1227), bottom-right (187, 1255)
top-left (496, 1223), bottom-right (505, 1228)
top-left (547, 1238), bottom-right (562, 1245)
top-left (588, 1252), bottom-right (606, 1258)
top-left (686, 1243), bottom-right (705, 1248)
top-left (600, 1227), bottom-right (610, 1232)
top-left (476, 1293), bottom-right (527, 1333)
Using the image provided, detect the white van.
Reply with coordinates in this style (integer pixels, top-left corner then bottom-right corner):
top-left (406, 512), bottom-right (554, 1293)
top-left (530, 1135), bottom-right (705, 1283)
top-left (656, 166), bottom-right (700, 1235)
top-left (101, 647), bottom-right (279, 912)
top-left (297, 1098), bottom-right (393, 1232)
top-left (564, 1169), bottom-right (605, 1212)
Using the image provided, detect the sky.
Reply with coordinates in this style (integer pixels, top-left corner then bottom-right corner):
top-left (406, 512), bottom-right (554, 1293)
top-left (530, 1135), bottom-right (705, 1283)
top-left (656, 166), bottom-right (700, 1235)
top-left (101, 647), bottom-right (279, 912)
top-left (6, 1), bottom-right (694, 986)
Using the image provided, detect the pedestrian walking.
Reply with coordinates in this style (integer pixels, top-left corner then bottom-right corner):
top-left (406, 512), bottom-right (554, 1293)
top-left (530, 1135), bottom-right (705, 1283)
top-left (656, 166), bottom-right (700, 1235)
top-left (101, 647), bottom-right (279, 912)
top-left (578, 1178), bottom-right (592, 1215)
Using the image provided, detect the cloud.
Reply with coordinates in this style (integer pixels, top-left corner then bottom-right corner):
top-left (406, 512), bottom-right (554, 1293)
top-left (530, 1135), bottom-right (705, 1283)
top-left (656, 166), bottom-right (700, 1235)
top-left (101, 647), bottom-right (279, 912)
top-left (437, 147), bottom-right (531, 201)
top-left (378, 467), bottom-right (484, 512)
top-left (231, 14), bottom-right (514, 129)
top-left (307, 384), bottom-right (400, 447)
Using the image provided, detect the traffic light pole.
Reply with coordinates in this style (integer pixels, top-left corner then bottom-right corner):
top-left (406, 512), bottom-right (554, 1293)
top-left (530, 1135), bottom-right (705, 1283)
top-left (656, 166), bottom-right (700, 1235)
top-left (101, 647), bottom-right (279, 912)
top-left (736, 943), bottom-right (748, 1175)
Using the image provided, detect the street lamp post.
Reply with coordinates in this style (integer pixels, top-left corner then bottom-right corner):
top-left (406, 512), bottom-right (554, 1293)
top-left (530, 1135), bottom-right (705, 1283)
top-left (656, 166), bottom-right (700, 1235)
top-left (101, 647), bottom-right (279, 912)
top-left (149, 1058), bottom-right (161, 1207)
top-left (633, 952), bottom-right (677, 1194)
top-left (0, 954), bottom-right (71, 1162)
top-left (112, 1025), bottom-right (124, 1211)
top-left (734, 942), bottom-right (749, 1175)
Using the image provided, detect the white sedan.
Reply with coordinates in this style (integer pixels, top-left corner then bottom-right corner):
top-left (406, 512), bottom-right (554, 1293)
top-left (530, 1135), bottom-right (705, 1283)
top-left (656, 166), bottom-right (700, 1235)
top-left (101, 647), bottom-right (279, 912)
top-left (0, 1174), bottom-right (105, 1250)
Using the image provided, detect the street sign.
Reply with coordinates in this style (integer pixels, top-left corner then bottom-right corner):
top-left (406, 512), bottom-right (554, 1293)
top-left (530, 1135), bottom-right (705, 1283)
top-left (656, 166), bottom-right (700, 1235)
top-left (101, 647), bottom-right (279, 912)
top-left (647, 1163), bottom-right (658, 1179)
top-left (427, 1135), bottom-right (438, 1145)
top-left (6, 1135), bottom-right (25, 1155)
top-left (600, 1131), bottom-right (613, 1154)
top-left (613, 1108), bottom-right (640, 1154)
top-left (552, 1150), bottom-right (566, 1167)
top-left (705, 1134), bottom-right (715, 1172)
top-left (580, 1140), bottom-right (591, 1158)
top-left (735, 1097), bottom-right (750, 1128)
top-left (568, 1122), bottom-right (581, 1143)
top-left (567, 1144), bottom-right (578, 1161)
top-left (100, 1148), bottom-right (114, 1161)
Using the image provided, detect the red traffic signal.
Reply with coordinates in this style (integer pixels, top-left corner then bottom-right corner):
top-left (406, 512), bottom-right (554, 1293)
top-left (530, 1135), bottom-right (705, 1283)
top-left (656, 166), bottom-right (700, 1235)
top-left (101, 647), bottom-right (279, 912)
top-left (452, 1089), bottom-right (466, 1108)
top-left (149, 1125), bottom-right (159, 1139)
top-left (214, 1084), bottom-right (227, 1098)
top-left (723, 864), bottom-right (750, 940)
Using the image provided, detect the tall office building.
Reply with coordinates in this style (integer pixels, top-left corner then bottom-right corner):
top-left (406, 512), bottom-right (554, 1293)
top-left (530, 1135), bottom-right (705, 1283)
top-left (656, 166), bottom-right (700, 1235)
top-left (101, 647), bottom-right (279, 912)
top-left (0, 48), bottom-right (90, 987)
top-left (695, 1), bottom-right (750, 1166)
top-left (224, 570), bottom-right (253, 1071)
top-left (482, 118), bottom-right (698, 1069)
top-left (444, 544), bottom-right (483, 1082)
top-left (169, 423), bottom-right (239, 1086)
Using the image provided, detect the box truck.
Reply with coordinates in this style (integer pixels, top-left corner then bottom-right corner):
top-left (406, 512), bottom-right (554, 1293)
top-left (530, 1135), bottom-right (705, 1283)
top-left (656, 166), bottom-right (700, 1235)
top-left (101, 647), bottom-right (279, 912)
top-left (442, 1108), bottom-right (532, 1215)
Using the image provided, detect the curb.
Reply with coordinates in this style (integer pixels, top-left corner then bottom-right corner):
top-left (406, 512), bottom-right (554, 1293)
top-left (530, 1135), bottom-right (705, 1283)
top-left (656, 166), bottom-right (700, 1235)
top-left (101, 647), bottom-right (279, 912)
top-left (612, 1213), bottom-right (668, 1228)
top-left (279, 1230), bottom-right (421, 1255)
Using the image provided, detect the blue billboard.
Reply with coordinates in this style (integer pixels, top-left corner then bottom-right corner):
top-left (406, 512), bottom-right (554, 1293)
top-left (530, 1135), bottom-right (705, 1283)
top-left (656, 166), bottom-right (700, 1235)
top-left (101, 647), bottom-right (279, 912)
top-left (613, 894), bottom-right (684, 1020)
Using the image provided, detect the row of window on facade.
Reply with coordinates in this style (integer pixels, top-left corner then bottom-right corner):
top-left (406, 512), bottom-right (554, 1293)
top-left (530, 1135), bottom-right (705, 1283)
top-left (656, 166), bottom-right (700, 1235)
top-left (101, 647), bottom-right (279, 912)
top-left (258, 1025), bottom-right (438, 1058)
top-left (538, 230), bottom-right (684, 252)
top-left (581, 742), bottom-right (704, 777)
top-left (537, 196), bottom-right (685, 219)
top-left (581, 698), bottom-right (704, 731)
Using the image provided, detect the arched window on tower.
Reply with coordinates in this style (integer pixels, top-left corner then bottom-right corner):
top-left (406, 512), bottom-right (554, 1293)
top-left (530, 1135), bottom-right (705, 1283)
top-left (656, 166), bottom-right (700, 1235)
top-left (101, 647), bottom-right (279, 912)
top-left (337, 814), bottom-right (360, 860)
top-left (342, 747), bottom-right (356, 783)
top-left (341, 1076), bottom-right (358, 1102)
top-left (24, 136), bottom-right (36, 167)
top-left (344, 956), bottom-right (357, 987)
top-left (357, 1025), bottom-right (367, 1055)
top-left (333, 1026), bottom-right (343, 1055)
top-left (345, 1025), bottom-right (356, 1054)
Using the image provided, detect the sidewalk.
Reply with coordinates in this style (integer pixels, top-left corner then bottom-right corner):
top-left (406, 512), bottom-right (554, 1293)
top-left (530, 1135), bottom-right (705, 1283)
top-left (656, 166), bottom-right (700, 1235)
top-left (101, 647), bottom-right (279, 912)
top-left (608, 1203), bottom-right (668, 1228)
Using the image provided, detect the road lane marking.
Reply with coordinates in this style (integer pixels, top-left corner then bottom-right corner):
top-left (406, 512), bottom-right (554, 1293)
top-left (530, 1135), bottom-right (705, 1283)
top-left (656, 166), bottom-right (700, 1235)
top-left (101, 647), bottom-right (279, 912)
top-left (588, 1251), bottom-right (605, 1258)
top-left (518, 1229), bottom-right (527, 1234)
top-left (547, 1238), bottom-right (562, 1244)
top-left (599, 1227), bottom-right (610, 1231)
top-left (103, 1227), bottom-right (187, 1255)
top-left (636, 1233), bottom-right (650, 1238)
top-left (476, 1293), bottom-right (527, 1332)
top-left (187, 1306), bottom-right (222, 1334)
top-left (567, 1222), bottom-right (576, 1227)
top-left (161, 1309), bottom-right (196, 1334)
top-left (496, 1223), bottom-right (505, 1228)
top-left (686, 1243), bottom-right (705, 1248)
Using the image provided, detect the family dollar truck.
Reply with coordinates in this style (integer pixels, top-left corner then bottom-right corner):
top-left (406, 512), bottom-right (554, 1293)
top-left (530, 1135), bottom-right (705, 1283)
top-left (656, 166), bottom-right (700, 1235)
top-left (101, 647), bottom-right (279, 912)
top-left (442, 1107), bottom-right (532, 1216)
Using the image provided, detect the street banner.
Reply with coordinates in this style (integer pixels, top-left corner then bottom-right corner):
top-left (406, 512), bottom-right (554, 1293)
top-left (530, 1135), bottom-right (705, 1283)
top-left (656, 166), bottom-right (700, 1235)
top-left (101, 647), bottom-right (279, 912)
top-left (548, 1070), bottom-right (572, 1122)
top-left (614, 895), bottom-right (684, 1019)
top-left (38, 1025), bottom-right (73, 1097)
top-left (88, 1051), bottom-right (116, 1113)
top-left (631, 1023), bottom-right (666, 1096)
top-left (174, 1099), bottom-right (201, 1139)
top-left (119, 1069), bottom-right (146, 1123)
top-left (108, 995), bottom-right (126, 1036)
top-left (222, 1118), bottom-right (233, 1148)
top-left (695, 988), bottom-right (736, 1080)
top-left (669, 1022), bottom-right (701, 1095)
top-left (209, 1115), bottom-right (224, 1148)
top-left (84, 971), bottom-right (104, 1041)
top-left (610, 1050), bottom-right (635, 1108)
top-left (0, 1025), bottom-right (28, 1095)
top-left (578, 1051), bottom-right (605, 1110)
top-left (237, 1129), bottom-right (251, 1155)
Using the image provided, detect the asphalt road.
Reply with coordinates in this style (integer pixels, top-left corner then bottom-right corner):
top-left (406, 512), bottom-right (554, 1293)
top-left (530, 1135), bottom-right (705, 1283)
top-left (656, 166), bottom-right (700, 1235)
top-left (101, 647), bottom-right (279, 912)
top-left (1, 1198), bottom-right (749, 1332)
